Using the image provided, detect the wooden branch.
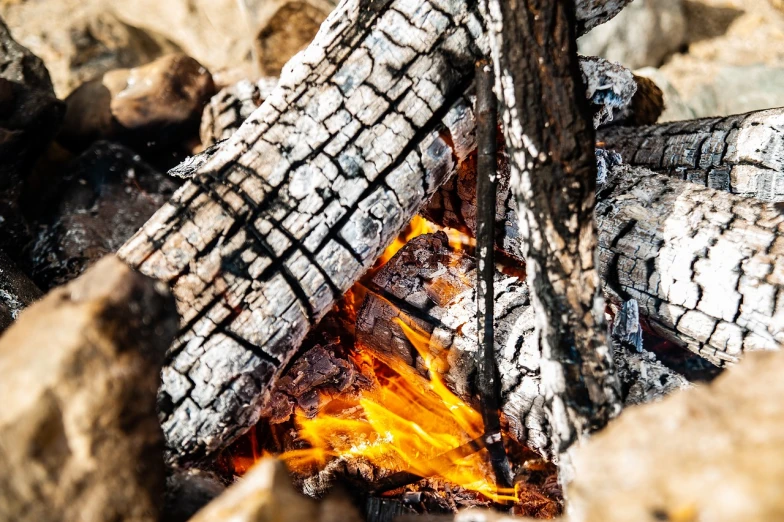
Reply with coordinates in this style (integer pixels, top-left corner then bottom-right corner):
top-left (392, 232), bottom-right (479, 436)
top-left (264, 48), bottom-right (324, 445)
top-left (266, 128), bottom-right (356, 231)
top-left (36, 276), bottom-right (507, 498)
top-left (118, 0), bottom-right (488, 464)
top-left (598, 108), bottom-right (784, 201)
top-left (355, 233), bottom-right (685, 459)
top-left (484, 0), bottom-right (621, 469)
top-left (474, 59), bottom-right (512, 490)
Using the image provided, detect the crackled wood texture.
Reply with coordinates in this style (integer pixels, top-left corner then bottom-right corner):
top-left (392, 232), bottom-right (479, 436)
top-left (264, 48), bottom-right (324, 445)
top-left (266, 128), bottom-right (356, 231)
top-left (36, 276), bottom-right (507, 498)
top-left (484, 0), bottom-right (621, 467)
top-left (356, 232), bottom-right (549, 457)
top-left (118, 0), bottom-right (487, 464)
top-left (598, 108), bottom-right (784, 201)
top-left (597, 165), bottom-right (784, 366)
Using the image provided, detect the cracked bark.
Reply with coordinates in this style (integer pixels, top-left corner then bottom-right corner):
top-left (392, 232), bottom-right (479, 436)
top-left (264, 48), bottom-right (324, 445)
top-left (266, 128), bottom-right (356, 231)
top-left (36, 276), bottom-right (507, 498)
top-left (119, 0), bottom-right (488, 464)
top-left (597, 165), bottom-right (784, 366)
top-left (117, 0), bottom-right (635, 465)
top-left (483, 0), bottom-right (621, 472)
top-left (598, 108), bottom-right (784, 201)
top-left (191, 55), bottom-right (648, 158)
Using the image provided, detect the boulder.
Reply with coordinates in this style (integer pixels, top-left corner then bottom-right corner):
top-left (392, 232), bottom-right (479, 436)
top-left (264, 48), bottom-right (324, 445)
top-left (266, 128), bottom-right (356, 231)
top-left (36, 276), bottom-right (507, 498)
top-left (0, 256), bottom-right (178, 522)
top-left (60, 53), bottom-right (214, 151)
top-left (26, 141), bottom-right (181, 290)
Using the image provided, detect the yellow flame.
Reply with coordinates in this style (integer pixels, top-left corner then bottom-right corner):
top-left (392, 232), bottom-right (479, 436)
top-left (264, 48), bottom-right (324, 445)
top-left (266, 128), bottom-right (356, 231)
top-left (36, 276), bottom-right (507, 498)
top-left (277, 315), bottom-right (518, 503)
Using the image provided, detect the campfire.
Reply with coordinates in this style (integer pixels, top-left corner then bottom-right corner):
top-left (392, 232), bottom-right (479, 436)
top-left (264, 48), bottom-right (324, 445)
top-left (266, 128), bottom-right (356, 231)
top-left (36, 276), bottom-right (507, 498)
top-left (3, 0), bottom-right (784, 521)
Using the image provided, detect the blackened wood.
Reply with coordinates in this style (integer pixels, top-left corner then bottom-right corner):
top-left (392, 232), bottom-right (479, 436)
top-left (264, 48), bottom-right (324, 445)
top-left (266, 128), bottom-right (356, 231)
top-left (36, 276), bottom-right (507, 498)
top-left (598, 108), bottom-right (784, 201)
top-left (483, 0), bottom-right (621, 470)
top-left (118, 0), bottom-right (487, 465)
top-left (474, 59), bottom-right (512, 490)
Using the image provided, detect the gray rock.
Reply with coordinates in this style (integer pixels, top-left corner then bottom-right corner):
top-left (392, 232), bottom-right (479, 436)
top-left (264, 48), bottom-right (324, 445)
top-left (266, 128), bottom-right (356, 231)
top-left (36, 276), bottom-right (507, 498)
top-left (578, 0), bottom-right (687, 69)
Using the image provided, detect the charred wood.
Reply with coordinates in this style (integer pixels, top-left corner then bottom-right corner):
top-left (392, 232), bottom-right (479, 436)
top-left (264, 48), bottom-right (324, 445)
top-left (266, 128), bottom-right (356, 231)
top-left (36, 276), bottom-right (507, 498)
top-left (597, 108), bottom-right (784, 201)
top-left (597, 165), bottom-right (784, 365)
top-left (484, 0), bottom-right (621, 472)
top-left (119, 0), bottom-right (486, 465)
top-left (356, 233), bottom-right (685, 457)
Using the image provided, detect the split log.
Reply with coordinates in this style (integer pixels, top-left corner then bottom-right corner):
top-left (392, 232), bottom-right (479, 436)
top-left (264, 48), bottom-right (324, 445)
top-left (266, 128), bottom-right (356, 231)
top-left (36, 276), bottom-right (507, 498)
top-left (597, 107), bottom-right (784, 201)
top-left (484, 0), bottom-right (621, 472)
top-left (119, 0), bottom-right (486, 465)
top-left (426, 157), bottom-right (784, 365)
top-left (356, 233), bottom-right (686, 458)
top-left (0, 256), bottom-right (178, 522)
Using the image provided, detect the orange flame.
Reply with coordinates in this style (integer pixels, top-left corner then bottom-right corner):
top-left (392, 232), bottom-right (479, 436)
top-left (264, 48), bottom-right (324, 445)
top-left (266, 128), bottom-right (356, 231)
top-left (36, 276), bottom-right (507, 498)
top-left (277, 315), bottom-right (518, 503)
top-left (374, 215), bottom-right (474, 269)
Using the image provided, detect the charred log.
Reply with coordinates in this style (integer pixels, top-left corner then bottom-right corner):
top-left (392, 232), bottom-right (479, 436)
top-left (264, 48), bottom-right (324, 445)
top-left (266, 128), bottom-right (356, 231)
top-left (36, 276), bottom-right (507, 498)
top-left (355, 233), bottom-right (686, 457)
top-left (597, 165), bottom-right (784, 365)
top-left (484, 0), bottom-right (621, 471)
top-left (598, 108), bottom-right (784, 201)
top-left (0, 250), bottom-right (41, 332)
top-left (118, 0), bottom-right (486, 465)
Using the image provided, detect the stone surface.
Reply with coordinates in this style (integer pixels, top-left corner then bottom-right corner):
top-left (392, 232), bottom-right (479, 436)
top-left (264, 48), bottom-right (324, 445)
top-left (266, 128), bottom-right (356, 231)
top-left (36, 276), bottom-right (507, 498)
top-left (578, 0), bottom-right (687, 69)
top-left (0, 256), bottom-right (178, 522)
top-left (163, 469), bottom-right (226, 522)
top-left (60, 53), bottom-right (215, 151)
top-left (0, 16), bottom-right (65, 261)
top-left (188, 457), bottom-right (362, 522)
top-left (0, 6), bottom-right (180, 97)
top-left (26, 141), bottom-right (181, 290)
top-left (569, 349), bottom-right (784, 522)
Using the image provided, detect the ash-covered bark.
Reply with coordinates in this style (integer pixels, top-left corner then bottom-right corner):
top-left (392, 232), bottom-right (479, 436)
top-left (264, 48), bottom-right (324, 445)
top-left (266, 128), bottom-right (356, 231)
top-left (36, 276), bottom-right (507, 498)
top-left (199, 78), bottom-right (278, 148)
top-left (575, 0), bottom-right (634, 34)
top-left (483, 0), bottom-right (621, 468)
top-left (598, 108), bottom-right (784, 201)
top-left (118, 0), bottom-right (487, 464)
top-left (597, 165), bottom-right (784, 366)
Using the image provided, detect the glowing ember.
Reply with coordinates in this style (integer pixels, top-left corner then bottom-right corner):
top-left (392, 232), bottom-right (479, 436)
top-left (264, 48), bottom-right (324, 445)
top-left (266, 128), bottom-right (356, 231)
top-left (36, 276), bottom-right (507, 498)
top-left (277, 316), bottom-right (518, 503)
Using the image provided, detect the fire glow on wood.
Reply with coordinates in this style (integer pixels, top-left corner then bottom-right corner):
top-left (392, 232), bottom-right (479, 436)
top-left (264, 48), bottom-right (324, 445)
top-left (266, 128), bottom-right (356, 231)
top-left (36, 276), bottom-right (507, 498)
top-left (230, 216), bottom-right (518, 504)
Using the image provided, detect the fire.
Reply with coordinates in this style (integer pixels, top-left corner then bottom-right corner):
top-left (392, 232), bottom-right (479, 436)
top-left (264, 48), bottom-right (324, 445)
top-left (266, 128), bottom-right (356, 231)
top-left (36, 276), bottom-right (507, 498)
top-left (277, 315), bottom-right (518, 503)
top-left (373, 215), bottom-right (474, 269)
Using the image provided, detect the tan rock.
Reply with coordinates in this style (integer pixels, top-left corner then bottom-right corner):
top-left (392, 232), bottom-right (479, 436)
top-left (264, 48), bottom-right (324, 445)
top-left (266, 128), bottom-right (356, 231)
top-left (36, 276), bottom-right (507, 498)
top-left (569, 350), bottom-right (784, 522)
top-left (0, 256), bottom-right (178, 522)
top-left (60, 53), bottom-right (214, 150)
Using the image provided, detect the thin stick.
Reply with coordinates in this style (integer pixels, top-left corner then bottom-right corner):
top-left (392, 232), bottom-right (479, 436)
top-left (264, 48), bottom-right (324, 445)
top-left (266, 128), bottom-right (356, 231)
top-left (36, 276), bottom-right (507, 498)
top-left (475, 59), bottom-right (513, 491)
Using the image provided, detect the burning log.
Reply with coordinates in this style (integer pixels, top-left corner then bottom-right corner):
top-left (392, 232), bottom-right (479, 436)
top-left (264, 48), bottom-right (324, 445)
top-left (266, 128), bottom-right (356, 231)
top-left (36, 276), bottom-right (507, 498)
top-left (484, 0), bottom-right (621, 477)
top-left (597, 108), bottom-right (784, 201)
top-left (119, 0), bottom-right (485, 465)
top-left (0, 256), bottom-right (178, 522)
top-left (116, 0), bottom-right (641, 466)
top-left (355, 233), bottom-right (686, 458)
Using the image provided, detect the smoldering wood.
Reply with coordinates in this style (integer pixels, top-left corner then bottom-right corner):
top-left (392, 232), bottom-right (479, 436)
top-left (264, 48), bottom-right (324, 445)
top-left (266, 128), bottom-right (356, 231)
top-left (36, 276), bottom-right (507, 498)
top-left (118, 0), bottom-right (488, 465)
top-left (597, 165), bottom-right (784, 366)
top-left (484, 0), bottom-right (621, 470)
top-left (0, 250), bottom-right (41, 332)
top-left (199, 77), bottom-right (278, 148)
top-left (597, 107), bottom-right (784, 201)
top-left (425, 154), bottom-right (784, 366)
top-left (355, 233), bottom-right (686, 458)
